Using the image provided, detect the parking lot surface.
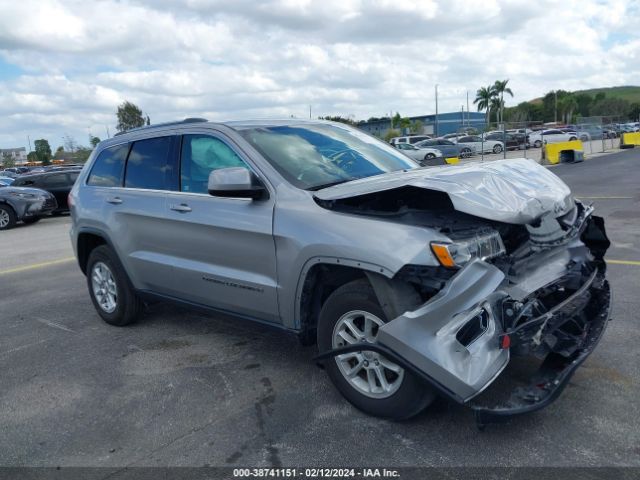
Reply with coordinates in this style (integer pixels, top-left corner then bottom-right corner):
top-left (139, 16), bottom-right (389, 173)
top-left (1, 150), bottom-right (639, 467)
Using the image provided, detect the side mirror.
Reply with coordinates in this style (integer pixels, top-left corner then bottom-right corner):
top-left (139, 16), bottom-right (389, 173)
top-left (208, 167), bottom-right (267, 200)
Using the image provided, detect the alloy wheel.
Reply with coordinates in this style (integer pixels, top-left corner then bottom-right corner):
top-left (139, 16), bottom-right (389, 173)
top-left (0, 209), bottom-right (9, 228)
top-left (332, 310), bottom-right (404, 399)
top-left (91, 262), bottom-right (118, 313)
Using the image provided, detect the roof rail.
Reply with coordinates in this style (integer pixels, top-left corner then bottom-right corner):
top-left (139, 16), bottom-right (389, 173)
top-left (113, 118), bottom-right (208, 136)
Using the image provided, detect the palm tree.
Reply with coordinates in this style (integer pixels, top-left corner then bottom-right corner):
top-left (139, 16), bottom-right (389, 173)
top-left (493, 79), bottom-right (514, 125)
top-left (474, 85), bottom-right (496, 128)
top-left (559, 94), bottom-right (578, 124)
top-left (490, 97), bottom-right (503, 124)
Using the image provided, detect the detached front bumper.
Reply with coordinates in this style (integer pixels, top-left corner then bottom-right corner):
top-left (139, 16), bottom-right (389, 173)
top-left (316, 216), bottom-right (612, 425)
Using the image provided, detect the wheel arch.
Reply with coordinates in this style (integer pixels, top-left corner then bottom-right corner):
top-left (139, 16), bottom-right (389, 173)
top-left (76, 228), bottom-right (116, 275)
top-left (294, 258), bottom-right (421, 345)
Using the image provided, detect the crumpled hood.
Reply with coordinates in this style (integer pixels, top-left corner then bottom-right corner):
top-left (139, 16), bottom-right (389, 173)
top-left (313, 158), bottom-right (573, 224)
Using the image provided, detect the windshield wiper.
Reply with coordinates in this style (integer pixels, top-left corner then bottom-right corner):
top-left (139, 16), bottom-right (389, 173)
top-left (307, 179), bottom-right (353, 191)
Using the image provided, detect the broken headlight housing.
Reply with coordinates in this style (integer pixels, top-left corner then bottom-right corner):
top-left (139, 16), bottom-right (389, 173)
top-left (431, 231), bottom-right (506, 268)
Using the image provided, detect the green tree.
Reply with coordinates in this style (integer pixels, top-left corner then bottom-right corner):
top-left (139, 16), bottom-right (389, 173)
top-left (27, 151), bottom-right (38, 162)
top-left (384, 129), bottom-right (402, 142)
top-left (34, 139), bottom-right (52, 165)
top-left (558, 94), bottom-right (578, 124)
top-left (116, 101), bottom-right (146, 132)
top-left (90, 136), bottom-right (101, 148)
top-left (493, 79), bottom-right (513, 125)
top-left (575, 93), bottom-right (593, 117)
top-left (627, 102), bottom-right (640, 121)
top-left (319, 116), bottom-right (357, 126)
top-left (591, 97), bottom-right (630, 117)
top-left (2, 152), bottom-right (15, 168)
top-left (474, 85), bottom-right (496, 127)
top-left (409, 119), bottom-right (424, 134)
top-left (73, 147), bottom-right (92, 163)
top-left (391, 112), bottom-right (402, 129)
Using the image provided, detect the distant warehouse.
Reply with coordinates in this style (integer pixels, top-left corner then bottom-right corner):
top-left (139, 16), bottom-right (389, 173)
top-left (358, 111), bottom-right (486, 138)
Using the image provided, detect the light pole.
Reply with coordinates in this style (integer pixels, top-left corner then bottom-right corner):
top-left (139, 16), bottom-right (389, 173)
top-left (435, 84), bottom-right (439, 138)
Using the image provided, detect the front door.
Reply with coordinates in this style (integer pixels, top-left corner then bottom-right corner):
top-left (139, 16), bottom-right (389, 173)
top-left (163, 133), bottom-right (279, 323)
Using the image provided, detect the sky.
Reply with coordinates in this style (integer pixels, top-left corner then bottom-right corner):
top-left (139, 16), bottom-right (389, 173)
top-left (0, 0), bottom-right (638, 150)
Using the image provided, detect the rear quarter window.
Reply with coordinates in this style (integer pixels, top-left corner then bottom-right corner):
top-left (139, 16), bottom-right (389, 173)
top-left (87, 144), bottom-right (129, 187)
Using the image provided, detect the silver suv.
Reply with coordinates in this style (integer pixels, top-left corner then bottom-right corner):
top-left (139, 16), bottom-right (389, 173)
top-left (70, 119), bottom-right (611, 425)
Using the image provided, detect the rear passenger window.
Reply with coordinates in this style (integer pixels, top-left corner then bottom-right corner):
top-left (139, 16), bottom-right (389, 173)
top-left (125, 136), bottom-right (175, 190)
top-left (180, 135), bottom-right (248, 194)
top-left (42, 174), bottom-right (68, 187)
top-left (87, 144), bottom-right (128, 187)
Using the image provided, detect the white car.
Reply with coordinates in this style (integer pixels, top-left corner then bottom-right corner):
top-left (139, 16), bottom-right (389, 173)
top-left (454, 135), bottom-right (504, 154)
top-left (389, 135), bottom-right (432, 146)
top-left (394, 143), bottom-right (444, 163)
top-left (528, 129), bottom-right (578, 148)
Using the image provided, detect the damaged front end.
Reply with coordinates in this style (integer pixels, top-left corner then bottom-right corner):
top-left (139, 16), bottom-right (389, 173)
top-left (316, 197), bottom-right (611, 426)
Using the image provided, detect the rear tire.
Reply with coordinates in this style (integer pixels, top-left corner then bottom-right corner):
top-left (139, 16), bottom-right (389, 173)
top-left (534, 140), bottom-right (542, 148)
top-left (461, 148), bottom-right (472, 158)
top-left (317, 280), bottom-right (435, 420)
top-left (0, 204), bottom-right (17, 230)
top-left (86, 245), bottom-right (143, 326)
top-left (492, 144), bottom-right (503, 154)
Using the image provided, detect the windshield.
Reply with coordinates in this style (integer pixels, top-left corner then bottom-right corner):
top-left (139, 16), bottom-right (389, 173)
top-left (238, 123), bottom-right (418, 190)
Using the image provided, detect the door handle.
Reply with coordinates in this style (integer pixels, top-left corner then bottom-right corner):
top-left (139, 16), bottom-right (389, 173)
top-left (170, 203), bottom-right (192, 213)
top-left (106, 197), bottom-right (122, 205)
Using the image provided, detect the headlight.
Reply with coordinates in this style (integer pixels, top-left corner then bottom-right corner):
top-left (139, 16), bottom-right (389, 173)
top-left (10, 192), bottom-right (36, 199)
top-left (431, 231), bottom-right (505, 268)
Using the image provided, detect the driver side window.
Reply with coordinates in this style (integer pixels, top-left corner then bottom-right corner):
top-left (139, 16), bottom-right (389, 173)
top-left (180, 134), bottom-right (248, 194)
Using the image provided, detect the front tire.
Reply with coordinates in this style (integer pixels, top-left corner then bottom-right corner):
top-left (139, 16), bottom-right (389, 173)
top-left (86, 245), bottom-right (143, 326)
top-left (0, 204), bottom-right (17, 230)
top-left (317, 280), bottom-right (435, 420)
top-left (534, 140), bottom-right (542, 148)
top-left (492, 144), bottom-right (503, 154)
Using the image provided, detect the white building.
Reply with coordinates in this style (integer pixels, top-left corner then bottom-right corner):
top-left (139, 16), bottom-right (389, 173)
top-left (0, 147), bottom-right (28, 165)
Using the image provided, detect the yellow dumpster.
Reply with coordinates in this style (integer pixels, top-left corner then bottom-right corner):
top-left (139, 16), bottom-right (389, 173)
top-left (621, 132), bottom-right (640, 146)
top-left (544, 140), bottom-right (584, 165)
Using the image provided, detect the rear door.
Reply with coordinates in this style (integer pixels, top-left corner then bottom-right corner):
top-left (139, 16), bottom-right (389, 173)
top-left (87, 135), bottom-right (180, 294)
top-left (40, 173), bottom-right (74, 209)
top-left (163, 131), bottom-right (279, 323)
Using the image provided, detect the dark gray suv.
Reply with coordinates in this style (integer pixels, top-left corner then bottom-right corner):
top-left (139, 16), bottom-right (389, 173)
top-left (70, 119), bottom-right (611, 425)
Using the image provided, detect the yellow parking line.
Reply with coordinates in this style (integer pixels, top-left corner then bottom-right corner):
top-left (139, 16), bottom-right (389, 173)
top-left (0, 257), bottom-right (75, 275)
top-left (607, 259), bottom-right (640, 266)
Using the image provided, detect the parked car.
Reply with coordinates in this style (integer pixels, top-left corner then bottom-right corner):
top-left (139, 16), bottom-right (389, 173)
top-left (0, 176), bottom-right (15, 186)
top-left (528, 129), bottom-right (578, 148)
top-left (3, 166), bottom-right (31, 175)
top-left (0, 170), bottom-right (19, 179)
top-left (484, 132), bottom-right (529, 150)
top-left (11, 169), bottom-right (81, 213)
top-left (0, 186), bottom-right (57, 230)
top-left (454, 135), bottom-right (504, 154)
top-left (415, 138), bottom-right (474, 158)
top-left (70, 118), bottom-right (611, 424)
top-left (394, 143), bottom-right (445, 165)
top-left (559, 128), bottom-right (591, 142)
top-left (389, 135), bottom-right (432, 146)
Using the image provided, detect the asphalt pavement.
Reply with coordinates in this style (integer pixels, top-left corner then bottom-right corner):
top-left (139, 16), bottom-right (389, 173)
top-left (1, 150), bottom-right (639, 468)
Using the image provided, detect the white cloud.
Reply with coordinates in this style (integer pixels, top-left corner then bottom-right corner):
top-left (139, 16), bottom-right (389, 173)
top-left (0, 0), bottom-right (638, 149)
